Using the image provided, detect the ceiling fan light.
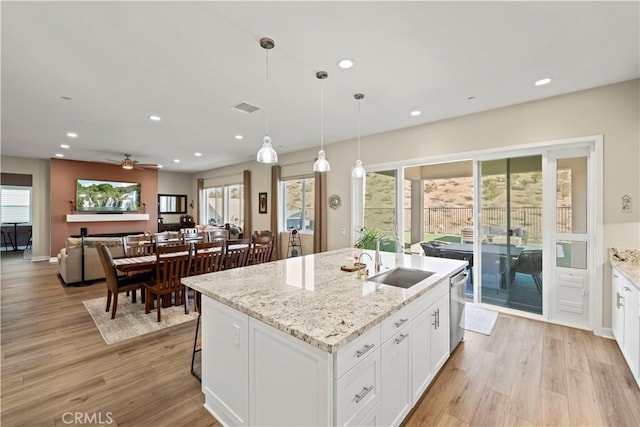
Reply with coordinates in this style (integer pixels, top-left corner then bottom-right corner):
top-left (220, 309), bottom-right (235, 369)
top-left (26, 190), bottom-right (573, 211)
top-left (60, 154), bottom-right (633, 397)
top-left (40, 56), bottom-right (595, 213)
top-left (352, 159), bottom-right (366, 178)
top-left (313, 149), bottom-right (330, 172)
top-left (122, 164), bottom-right (133, 170)
top-left (257, 135), bottom-right (278, 163)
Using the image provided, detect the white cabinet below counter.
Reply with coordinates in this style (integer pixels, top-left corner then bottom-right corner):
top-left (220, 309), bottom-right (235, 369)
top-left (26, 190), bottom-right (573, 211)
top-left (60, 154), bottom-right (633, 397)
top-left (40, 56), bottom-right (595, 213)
top-left (612, 265), bottom-right (640, 389)
top-left (201, 280), bottom-right (454, 426)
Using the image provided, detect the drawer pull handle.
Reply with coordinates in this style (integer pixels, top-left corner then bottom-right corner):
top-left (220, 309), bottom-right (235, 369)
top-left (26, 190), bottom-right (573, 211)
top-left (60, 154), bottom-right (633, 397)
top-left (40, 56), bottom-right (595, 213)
top-left (625, 287), bottom-right (631, 292)
top-left (356, 344), bottom-right (375, 358)
top-left (394, 318), bottom-right (409, 328)
top-left (355, 385), bottom-right (374, 403)
top-left (395, 333), bottom-right (409, 344)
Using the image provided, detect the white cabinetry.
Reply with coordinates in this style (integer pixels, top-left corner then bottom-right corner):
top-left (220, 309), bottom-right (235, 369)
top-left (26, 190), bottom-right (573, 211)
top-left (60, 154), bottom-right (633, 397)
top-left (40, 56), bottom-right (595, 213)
top-left (249, 319), bottom-right (332, 426)
top-left (612, 273), bottom-right (625, 345)
top-left (201, 297), bottom-right (249, 426)
top-left (380, 324), bottom-right (412, 426)
top-left (612, 266), bottom-right (640, 388)
top-left (411, 285), bottom-right (450, 407)
top-left (380, 281), bottom-right (451, 426)
top-left (201, 279), bottom-right (453, 426)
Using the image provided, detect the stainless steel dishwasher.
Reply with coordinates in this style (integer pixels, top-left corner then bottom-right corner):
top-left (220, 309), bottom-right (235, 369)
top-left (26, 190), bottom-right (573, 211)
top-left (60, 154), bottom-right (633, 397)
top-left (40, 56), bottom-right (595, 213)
top-left (449, 269), bottom-right (468, 352)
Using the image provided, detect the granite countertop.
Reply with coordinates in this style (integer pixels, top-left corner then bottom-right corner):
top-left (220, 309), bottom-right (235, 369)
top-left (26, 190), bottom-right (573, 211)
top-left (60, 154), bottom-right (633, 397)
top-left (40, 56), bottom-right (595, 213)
top-left (182, 248), bottom-right (467, 353)
top-left (609, 248), bottom-right (640, 288)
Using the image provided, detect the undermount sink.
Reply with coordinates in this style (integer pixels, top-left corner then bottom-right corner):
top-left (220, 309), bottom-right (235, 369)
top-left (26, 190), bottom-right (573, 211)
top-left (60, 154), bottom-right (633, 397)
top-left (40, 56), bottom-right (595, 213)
top-left (367, 267), bottom-right (435, 289)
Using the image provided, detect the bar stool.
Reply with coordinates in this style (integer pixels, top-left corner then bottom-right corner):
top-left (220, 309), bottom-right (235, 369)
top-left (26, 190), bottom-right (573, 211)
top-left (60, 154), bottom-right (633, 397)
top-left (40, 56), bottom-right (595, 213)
top-left (25, 230), bottom-right (32, 250)
top-left (1, 231), bottom-right (14, 251)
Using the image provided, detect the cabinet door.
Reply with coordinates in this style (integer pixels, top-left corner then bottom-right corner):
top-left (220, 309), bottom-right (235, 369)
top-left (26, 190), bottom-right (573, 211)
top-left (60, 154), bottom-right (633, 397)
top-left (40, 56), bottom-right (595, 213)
top-left (380, 328), bottom-right (411, 427)
top-left (612, 273), bottom-right (625, 346)
top-left (202, 297), bottom-right (249, 426)
top-left (249, 319), bottom-right (331, 427)
top-left (430, 293), bottom-right (450, 374)
top-left (411, 307), bottom-right (433, 405)
top-left (623, 283), bottom-right (639, 378)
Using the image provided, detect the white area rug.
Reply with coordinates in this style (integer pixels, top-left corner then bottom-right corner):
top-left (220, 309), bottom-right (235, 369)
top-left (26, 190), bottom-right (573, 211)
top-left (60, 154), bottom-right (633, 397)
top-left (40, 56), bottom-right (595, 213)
top-left (465, 304), bottom-right (499, 335)
top-left (83, 295), bottom-right (197, 345)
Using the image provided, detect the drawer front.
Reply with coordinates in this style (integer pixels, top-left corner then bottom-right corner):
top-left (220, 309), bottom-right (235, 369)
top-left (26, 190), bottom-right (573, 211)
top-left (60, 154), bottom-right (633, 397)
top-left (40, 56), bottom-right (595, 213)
top-left (335, 324), bottom-right (380, 379)
top-left (380, 301), bottom-right (418, 344)
top-left (335, 349), bottom-right (380, 426)
top-left (381, 279), bottom-right (448, 344)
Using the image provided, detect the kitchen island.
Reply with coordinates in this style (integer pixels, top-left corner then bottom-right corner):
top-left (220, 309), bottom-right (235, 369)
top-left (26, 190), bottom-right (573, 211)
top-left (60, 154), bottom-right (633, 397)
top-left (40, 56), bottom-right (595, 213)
top-left (183, 247), bottom-right (467, 426)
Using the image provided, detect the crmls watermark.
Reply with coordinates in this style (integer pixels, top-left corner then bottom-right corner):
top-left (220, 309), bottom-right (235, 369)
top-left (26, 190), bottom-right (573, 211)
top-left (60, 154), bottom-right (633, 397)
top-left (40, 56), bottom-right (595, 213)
top-left (62, 412), bottom-right (114, 425)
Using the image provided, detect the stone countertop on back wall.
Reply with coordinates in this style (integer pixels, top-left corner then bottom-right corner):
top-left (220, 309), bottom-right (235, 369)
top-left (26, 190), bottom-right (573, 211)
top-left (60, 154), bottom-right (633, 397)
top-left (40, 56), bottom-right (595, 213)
top-left (609, 248), bottom-right (640, 288)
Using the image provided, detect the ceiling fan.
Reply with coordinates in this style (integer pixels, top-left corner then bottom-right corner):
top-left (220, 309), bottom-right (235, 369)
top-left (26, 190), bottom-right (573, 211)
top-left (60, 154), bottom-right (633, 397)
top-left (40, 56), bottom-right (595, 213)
top-left (107, 154), bottom-right (159, 170)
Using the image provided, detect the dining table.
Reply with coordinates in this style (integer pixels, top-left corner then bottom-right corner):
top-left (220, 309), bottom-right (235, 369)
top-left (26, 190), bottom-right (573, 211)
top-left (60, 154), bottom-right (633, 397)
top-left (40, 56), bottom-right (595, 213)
top-left (438, 242), bottom-right (524, 259)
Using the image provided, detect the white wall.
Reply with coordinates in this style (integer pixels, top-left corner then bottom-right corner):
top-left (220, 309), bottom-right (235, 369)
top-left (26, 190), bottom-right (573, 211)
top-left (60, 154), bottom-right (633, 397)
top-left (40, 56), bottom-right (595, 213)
top-left (157, 171), bottom-right (195, 224)
top-left (0, 156), bottom-right (50, 261)
top-left (195, 79), bottom-right (639, 330)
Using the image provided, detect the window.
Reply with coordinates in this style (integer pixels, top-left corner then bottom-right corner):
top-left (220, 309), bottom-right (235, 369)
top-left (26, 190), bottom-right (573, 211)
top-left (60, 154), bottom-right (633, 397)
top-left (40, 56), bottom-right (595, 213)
top-left (281, 177), bottom-right (314, 232)
top-left (202, 184), bottom-right (244, 229)
top-left (1, 186), bottom-right (32, 224)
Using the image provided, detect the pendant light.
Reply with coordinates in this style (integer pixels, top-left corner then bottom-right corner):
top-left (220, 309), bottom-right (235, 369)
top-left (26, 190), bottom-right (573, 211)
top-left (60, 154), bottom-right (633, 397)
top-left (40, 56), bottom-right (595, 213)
top-left (256, 37), bottom-right (278, 164)
top-left (313, 71), bottom-right (330, 172)
top-left (352, 93), bottom-right (366, 178)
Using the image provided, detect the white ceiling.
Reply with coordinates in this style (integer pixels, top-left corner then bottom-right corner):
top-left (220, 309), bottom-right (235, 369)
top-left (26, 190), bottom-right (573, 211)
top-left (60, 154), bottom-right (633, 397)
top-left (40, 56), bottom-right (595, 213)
top-left (2, 1), bottom-right (638, 173)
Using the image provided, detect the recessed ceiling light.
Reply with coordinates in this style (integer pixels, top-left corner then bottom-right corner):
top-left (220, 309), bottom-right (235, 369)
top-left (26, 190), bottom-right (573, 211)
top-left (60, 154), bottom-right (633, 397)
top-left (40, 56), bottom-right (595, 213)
top-left (235, 135), bottom-right (244, 140)
top-left (194, 152), bottom-right (202, 157)
top-left (149, 115), bottom-right (161, 121)
top-left (535, 78), bottom-right (552, 86)
top-left (60, 144), bottom-right (70, 149)
top-left (173, 159), bottom-right (180, 163)
top-left (410, 110), bottom-right (422, 117)
top-left (337, 58), bottom-right (354, 69)
top-left (66, 132), bottom-right (78, 138)
top-left (55, 153), bottom-right (64, 158)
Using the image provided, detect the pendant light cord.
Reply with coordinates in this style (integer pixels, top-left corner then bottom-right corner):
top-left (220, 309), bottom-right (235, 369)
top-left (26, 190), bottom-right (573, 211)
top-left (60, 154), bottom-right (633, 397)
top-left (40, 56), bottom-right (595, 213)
top-left (265, 48), bottom-right (270, 136)
top-left (357, 98), bottom-right (361, 159)
top-left (320, 80), bottom-right (324, 150)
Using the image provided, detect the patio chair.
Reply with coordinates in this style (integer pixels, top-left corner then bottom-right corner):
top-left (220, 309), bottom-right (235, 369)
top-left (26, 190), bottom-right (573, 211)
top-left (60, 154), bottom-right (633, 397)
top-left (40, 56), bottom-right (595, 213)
top-left (510, 249), bottom-right (542, 293)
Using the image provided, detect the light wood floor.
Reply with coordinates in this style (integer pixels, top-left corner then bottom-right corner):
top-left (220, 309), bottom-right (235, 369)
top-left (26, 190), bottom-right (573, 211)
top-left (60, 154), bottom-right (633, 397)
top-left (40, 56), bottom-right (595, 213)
top-left (2, 253), bottom-right (639, 426)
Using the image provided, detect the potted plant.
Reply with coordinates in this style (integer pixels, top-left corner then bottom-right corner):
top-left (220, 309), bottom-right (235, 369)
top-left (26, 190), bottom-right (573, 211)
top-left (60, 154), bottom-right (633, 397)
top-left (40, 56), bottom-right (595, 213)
top-left (354, 227), bottom-right (381, 250)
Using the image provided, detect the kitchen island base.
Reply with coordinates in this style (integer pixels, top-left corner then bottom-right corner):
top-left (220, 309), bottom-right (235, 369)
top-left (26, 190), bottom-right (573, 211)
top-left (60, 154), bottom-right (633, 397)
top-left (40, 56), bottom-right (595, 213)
top-left (201, 278), bottom-right (454, 426)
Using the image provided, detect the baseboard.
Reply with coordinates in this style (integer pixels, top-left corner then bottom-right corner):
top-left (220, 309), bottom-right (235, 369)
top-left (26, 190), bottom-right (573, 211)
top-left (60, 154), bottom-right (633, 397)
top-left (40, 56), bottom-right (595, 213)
top-left (30, 256), bottom-right (51, 262)
top-left (49, 257), bottom-right (59, 263)
top-left (598, 327), bottom-right (614, 339)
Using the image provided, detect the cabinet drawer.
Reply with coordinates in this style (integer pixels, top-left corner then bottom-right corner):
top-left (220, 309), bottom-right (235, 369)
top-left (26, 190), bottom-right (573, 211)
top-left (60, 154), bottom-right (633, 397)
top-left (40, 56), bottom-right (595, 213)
top-left (381, 301), bottom-right (419, 344)
top-left (381, 280), bottom-right (448, 344)
top-left (335, 349), bottom-right (380, 426)
top-left (335, 324), bottom-right (380, 379)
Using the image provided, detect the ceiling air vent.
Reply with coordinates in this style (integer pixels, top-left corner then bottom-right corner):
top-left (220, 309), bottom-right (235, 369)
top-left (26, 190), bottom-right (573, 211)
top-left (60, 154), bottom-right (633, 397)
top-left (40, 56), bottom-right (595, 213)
top-left (231, 101), bottom-right (261, 114)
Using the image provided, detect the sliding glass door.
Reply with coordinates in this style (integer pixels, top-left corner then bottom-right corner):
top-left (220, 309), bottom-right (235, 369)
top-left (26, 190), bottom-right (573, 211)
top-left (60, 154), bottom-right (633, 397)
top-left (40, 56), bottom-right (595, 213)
top-left (478, 156), bottom-right (543, 314)
top-left (362, 169), bottom-right (401, 252)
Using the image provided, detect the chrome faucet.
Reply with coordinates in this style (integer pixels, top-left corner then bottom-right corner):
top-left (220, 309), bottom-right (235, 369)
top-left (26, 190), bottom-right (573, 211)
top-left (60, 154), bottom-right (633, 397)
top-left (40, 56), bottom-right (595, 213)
top-left (374, 232), bottom-right (402, 273)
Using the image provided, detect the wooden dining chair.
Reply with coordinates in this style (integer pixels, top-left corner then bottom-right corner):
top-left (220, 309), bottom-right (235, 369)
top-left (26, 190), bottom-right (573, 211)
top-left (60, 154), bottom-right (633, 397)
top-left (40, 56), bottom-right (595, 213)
top-left (145, 244), bottom-right (192, 322)
top-left (154, 232), bottom-right (182, 248)
top-left (206, 228), bottom-right (229, 242)
top-left (96, 243), bottom-right (148, 319)
top-left (122, 233), bottom-right (154, 257)
top-left (225, 238), bottom-right (251, 269)
top-left (181, 229), bottom-right (205, 245)
top-left (251, 233), bottom-right (274, 265)
top-left (192, 241), bottom-right (226, 276)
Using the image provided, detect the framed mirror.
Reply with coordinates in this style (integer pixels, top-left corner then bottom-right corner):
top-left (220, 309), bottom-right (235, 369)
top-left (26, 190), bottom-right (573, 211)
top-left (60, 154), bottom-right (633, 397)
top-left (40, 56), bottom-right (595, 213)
top-left (158, 194), bottom-right (188, 214)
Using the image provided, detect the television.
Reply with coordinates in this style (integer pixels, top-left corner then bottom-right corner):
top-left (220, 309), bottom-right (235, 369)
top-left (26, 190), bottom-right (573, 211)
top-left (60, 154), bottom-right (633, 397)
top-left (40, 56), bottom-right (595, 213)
top-left (76, 179), bottom-right (141, 212)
